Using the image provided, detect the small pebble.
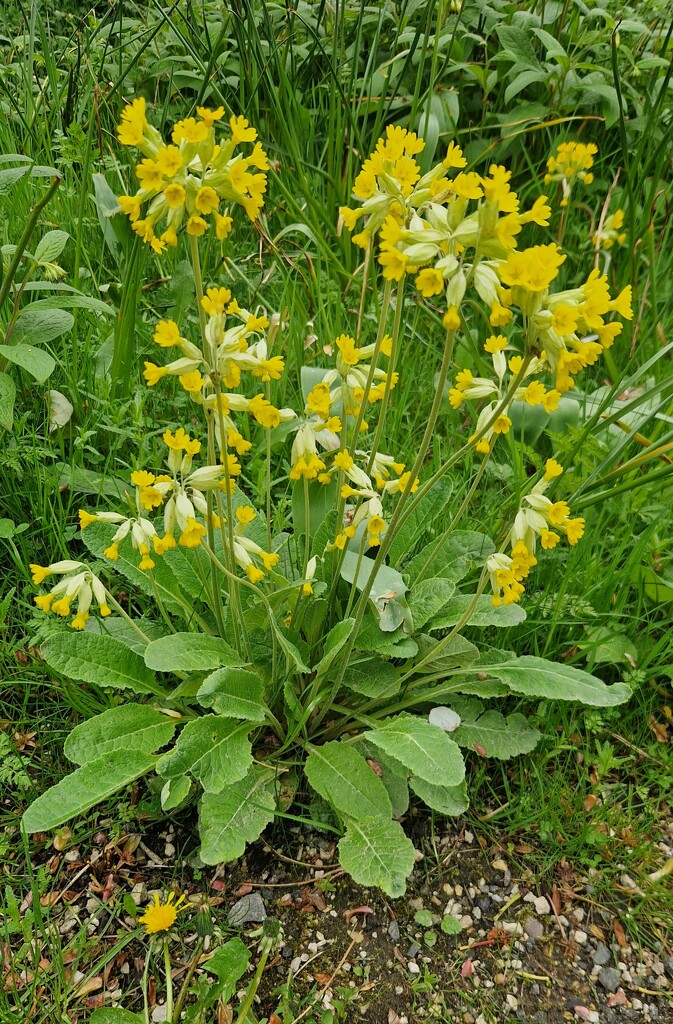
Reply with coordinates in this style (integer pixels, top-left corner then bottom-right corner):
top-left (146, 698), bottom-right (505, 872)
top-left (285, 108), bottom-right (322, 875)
top-left (598, 966), bottom-right (622, 993)
top-left (524, 917), bottom-right (544, 940)
top-left (534, 895), bottom-right (551, 916)
top-left (408, 961), bottom-right (420, 974)
top-left (592, 941), bottom-right (611, 967)
top-left (574, 930), bottom-right (588, 945)
top-left (388, 920), bottom-right (400, 942)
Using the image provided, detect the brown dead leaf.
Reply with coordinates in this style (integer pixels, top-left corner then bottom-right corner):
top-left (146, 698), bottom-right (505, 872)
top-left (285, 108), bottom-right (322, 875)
top-left (217, 1004), bottom-right (233, 1024)
top-left (583, 794), bottom-right (597, 812)
top-left (388, 1012), bottom-right (402, 1024)
top-left (233, 884), bottom-right (252, 897)
top-left (607, 990), bottom-right (627, 1007)
top-left (313, 973), bottom-right (332, 985)
top-left (612, 918), bottom-right (627, 948)
top-left (550, 886), bottom-right (562, 915)
top-left (588, 923), bottom-right (606, 941)
top-left (343, 905), bottom-right (374, 923)
top-left (648, 715), bottom-right (668, 743)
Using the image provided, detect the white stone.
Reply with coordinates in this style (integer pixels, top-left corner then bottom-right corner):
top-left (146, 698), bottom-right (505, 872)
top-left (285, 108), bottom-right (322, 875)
top-left (574, 930), bottom-right (588, 945)
top-left (408, 962), bottom-right (420, 974)
top-left (534, 896), bottom-right (551, 915)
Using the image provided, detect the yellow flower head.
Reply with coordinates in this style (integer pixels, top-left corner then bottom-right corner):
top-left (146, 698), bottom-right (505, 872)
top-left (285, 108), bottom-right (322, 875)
top-left (117, 97), bottom-right (148, 147)
top-left (139, 892), bottom-right (187, 935)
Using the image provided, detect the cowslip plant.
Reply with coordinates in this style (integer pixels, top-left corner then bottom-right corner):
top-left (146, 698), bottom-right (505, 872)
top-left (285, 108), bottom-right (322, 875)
top-left (23, 112), bottom-right (632, 897)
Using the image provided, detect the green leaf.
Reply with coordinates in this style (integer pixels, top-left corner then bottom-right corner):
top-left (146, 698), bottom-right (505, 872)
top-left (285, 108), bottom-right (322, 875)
top-left (34, 230), bottom-right (69, 264)
top-left (414, 633), bottom-right (480, 671)
top-left (157, 716), bottom-right (253, 793)
top-left (408, 578), bottom-right (456, 630)
top-left (197, 667), bottom-right (267, 722)
top-left (355, 612), bottom-right (418, 658)
top-left (364, 714), bottom-right (465, 787)
top-left (429, 594), bottom-right (526, 630)
top-left (496, 23), bottom-right (541, 68)
top-left (23, 750), bottom-right (157, 832)
top-left (64, 704), bottom-right (177, 765)
top-left (0, 372), bottom-right (16, 430)
top-left (85, 616), bottom-right (167, 655)
top-left (504, 68), bottom-right (549, 104)
top-left (441, 914), bottom-right (462, 935)
top-left (388, 476), bottom-right (453, 563)
top-left (452, 710), bottom-right (541, 759)
top-left (354, 740), bottom-right (409, 817)
top-left (341, 551), bottom-right (409, 632)
top-left (484, 656), bottom-right (630, 707)
top-left (43, 632), bottom-right (161, 694)
top-left (406, 530), bottom-right (494, 582)
top-left (411, 777), bottom-right (469, 816)
top-left (313, 618), bottom-right (354, 677)
top-left (292, 477), bottom-right (338, 538)
top-left (341, 656), bottom-right (400, 699)
top-left (161, 775), bottom-right (192, 811)
top-left (338, 816), bottom-right (415, 897)
top-left (199, 765), bottom-right (277, 864)
top-left (305, 742), bottom-right (392, 820)
top-left (90, 1010), bottom-right (145, 1024)
top-left (202, 938), bottom-right (251, 1001)
top-left (0, 344), bottom-right (55, 383)
top-left (144, 633), bottom-right (242, 672)
top-left (12, 305), bottom-right (75, 346)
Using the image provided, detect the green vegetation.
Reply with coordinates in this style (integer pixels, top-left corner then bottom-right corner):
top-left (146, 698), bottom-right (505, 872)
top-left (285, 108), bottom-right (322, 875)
top-left (1, 1), bottom-right (672, 1021)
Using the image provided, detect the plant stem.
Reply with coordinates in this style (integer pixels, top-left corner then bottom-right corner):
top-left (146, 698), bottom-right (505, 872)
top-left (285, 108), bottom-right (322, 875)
top-left (163, 941), bottom-right (174, 1023)
top-left (234, 947), bottom-right (270, 1023)
top-left (172, 938), bottom-right (204, 1022)
top-left (0, 176), bottom-right (60, 311)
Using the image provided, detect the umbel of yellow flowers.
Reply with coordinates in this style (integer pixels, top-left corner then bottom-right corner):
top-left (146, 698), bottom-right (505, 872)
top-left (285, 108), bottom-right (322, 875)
top-left (30, 116), bottom-right (634, 627)
top-left (116, 99), bottom-right (269, 252)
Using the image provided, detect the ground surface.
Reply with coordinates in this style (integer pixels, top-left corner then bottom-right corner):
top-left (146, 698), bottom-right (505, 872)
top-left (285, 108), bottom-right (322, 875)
top-left (8, 810), bottom-right (673, 1024)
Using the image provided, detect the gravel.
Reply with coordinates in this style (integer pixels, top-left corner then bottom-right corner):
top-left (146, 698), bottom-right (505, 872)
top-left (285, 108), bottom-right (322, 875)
top-left (592, 941), bottom-right (611, 967)
top-left (597, 967), bottom-right (622, 993)
top-left (524, 917), bottom-right (544, 939)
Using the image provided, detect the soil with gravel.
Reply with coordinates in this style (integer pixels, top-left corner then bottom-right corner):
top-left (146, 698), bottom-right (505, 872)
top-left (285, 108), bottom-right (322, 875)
top-left (15, 812), bottom-right (673, 1024)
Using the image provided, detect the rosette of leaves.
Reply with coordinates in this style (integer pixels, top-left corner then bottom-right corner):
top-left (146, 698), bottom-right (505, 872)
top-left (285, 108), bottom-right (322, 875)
top-left (23, 489), bottom-right (628, 897)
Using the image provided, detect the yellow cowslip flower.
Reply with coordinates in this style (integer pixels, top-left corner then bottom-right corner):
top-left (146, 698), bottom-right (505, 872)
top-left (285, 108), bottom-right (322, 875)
top-left (139, 892), bottom-right (187, 935)
top-left (593, 209), bottom-right (626, 250)
top-left (415, 267), bottom-right (445, 297)
top-left (545, 140), bottom-right (598, 206)
top-left (248, 394), bottom-right (281, 429)
top-left (443, 306), bottom-right (461, 331)
top-left (499, 244), bottom-right (566, 295)
top-left (290, 424), bottom-right (326, 481)
top-left (179, 370), bottom-right (206, 394)
top-left (306, 382), bottom-right (332, 420)
top-left (114, 102), bottom-right (269, 251)
top-left (32, 561), bottom-right (112, 628)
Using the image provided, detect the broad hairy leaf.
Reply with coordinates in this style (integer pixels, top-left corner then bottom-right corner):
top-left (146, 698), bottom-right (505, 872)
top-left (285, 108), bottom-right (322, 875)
top-left (12, 304), bottom-right (74, 346)
top-left (199, 765), bottom-right (276, 864)
top-left (406, 530), bottom-right (494, 582)
top-left (161, 775), bottom-right (192, 811)
top-left (0, 344), bottom-right (55, 383)
top-left (23, 750), bottom-right (157, 832)
top-left (363, 714), bottom-right (465, 787)
top-left (43, 632), bottom-right (161, 694)
top-left (408, 578), bottom-right (456, 630)
top-left (483, 656), bottom-right (630, 706)
top-left (452, 708), bottom-right (540, 759)
top-left (388, 476), bottom-right (453, 563)
top-left (429, 593), bottom-right (526, 630)
top-left (0, 372), bottom-right (16, 431)
top-left (338, 816), bottom-right (415, 897)
top-left (410, 777), bottom-right (469, 816)
top-left (341, 551), bottom-right (410, 633)
top-left (355, 611), bottom-right (418, 658)
top-left (341, 655), bottom-right (400, 699)
top-left (197, 667), bottom-right (266, 722)
top-left (312, 618), bottom-right (354, 677)
top-left (414, 632), bottom-right (480, 671)
top-left (157, 716), bottom-right (253, 793)
top-left (85, 616), bottom-right (167, 655)
top-left (144, 633), bottom-right (241, 672)
top-left (305, 742), bottom-right (392, 819)
top-left (64, 704), bottom-right (177, 765)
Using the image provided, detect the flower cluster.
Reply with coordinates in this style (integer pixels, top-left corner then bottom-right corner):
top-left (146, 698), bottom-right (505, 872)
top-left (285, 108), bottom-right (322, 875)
top-left (544, 140), bottom-right (597, 206)
top-left (116, 99), bottom-right (268, 252)
top-left (30, 561), bottom-right (111, 630)
top-left (486, 459), bottom-right (584, 606)
top-left (593, 208), bottom-right (626, 250)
